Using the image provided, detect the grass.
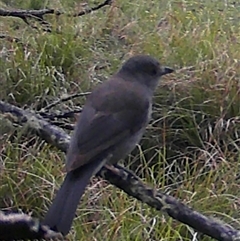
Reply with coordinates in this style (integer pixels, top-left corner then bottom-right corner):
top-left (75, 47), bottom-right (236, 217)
top-left (0, 0), bottom-right (240, 240)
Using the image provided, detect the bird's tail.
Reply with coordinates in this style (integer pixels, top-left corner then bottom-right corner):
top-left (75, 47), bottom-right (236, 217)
top-left (42, 158), bottom-right (106, 235)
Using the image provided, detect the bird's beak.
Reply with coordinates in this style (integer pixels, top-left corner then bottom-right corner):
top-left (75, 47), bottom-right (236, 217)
top-left (161, 66), bottom-right (174, 76)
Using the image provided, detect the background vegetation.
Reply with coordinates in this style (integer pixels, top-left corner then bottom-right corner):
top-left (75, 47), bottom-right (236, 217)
top-left (0, 0), bottom-right (240, 240)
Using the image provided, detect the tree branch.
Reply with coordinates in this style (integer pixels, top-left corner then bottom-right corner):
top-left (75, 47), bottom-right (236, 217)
top-left (0, 100), bottom-right (240, 241)
top-left (0, 211), bottom-right (62, 240)
top-left (0, 0), bottom-right (113, 32)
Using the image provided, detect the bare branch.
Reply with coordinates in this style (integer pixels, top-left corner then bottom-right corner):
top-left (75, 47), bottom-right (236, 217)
top-left (0, 211), bottom-right (62, 240)
top-left (0, 0), bottom-right (112, 32)
top-left (72, 0), bottom-right (113, 17)
top-left (40, 92), bottom-right (90, 111)
top-left (1, 100), bottom-right (240, 241)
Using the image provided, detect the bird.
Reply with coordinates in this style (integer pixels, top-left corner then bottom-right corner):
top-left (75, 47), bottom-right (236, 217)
top-left (42, 55), bottom-right (174, 235)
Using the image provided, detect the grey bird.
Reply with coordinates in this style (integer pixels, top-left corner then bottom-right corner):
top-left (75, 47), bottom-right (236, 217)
top-left (42, 55), bottom-right (173, 235)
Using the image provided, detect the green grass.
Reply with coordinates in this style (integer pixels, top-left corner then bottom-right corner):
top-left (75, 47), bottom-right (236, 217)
top-left (0, 0), bottom-right (240, 240)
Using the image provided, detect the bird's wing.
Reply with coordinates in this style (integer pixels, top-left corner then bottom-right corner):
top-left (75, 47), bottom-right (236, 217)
top-left (65, 103), bottom-right (148, 172)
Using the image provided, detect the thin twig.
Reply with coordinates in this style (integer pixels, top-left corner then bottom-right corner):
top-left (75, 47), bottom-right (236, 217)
top-left (40, 92), bottom-right (90, 111)
top-left (0, 0), bottom-right (112, 32)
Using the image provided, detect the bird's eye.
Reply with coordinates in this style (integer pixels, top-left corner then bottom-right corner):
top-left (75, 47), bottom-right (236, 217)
top-left (143, 63), bottom-right (159, 76)
top-left (151, 68), bottom-right (158, 75)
